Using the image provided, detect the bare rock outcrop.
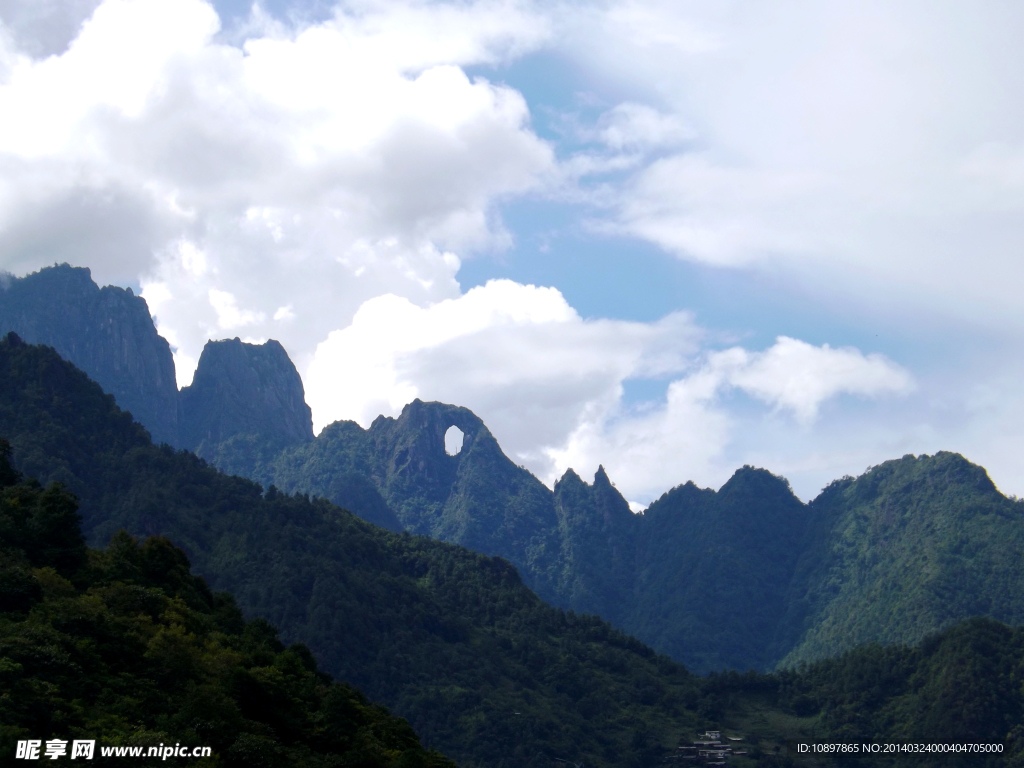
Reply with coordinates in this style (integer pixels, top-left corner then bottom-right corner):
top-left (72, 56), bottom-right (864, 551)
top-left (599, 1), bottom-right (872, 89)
top-left (0, 264), bottom-right (179, 445)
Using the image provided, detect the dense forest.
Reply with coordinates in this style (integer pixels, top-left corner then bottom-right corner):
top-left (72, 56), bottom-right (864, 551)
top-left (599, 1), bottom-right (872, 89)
top-left (777, 453), bottom-right (1024, 666)
top-left (0, 441), bottom-right (453, 767)
top-left (692, 617), bottom-right (1024, 767)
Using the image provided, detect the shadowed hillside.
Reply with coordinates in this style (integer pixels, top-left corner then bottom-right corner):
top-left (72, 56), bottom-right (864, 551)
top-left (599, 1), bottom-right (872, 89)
top-left (0, 441), bottom-right (454, 767)
top-left (0, 333), bottom-right (708, 768)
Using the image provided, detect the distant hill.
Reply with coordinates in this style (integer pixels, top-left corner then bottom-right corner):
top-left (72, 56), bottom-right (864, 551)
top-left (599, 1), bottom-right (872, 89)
top-left (201, 388), bottom-right (1024, 674)
top-left (244, 398), bottom-right (816, 673)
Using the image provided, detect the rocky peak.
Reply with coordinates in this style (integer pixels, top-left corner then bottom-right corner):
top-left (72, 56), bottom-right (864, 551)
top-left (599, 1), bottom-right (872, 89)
top-left (367, 399), bottom-right (491, 503)
top-left (555, 465), bottom-right (633, 521)
top-left (178, 337), bottom-right (313, 458)
top-left (554, 467), bottom-right (584, 490)
top-left (0, 264), bottom-right (179, 445)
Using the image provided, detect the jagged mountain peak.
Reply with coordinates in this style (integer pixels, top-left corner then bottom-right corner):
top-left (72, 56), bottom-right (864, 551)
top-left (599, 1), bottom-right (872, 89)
top-left (554, 465), bottom-right (623, 494)
top-left (555, 466), bottom-right (613, 487)
top-left (554, 467), bottom-right (584, 488)
top-left (178, 336), bottom-right (313, 472)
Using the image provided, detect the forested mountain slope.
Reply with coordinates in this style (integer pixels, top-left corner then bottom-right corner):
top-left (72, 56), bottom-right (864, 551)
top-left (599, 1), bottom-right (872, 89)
top-left (245, 392), bottom-right (1024, 674)
top-left (0, 445), bottom-right (453, 767)
top-left (811, 617), bottom-right (1024, 754)
top-left (550, 466), bottom-right (637, 630)
top-left (254, 399), bottom-right (816, 672)
top-left (258, 400), bottom-right (565, 602)
top-left (629, 468), bottom-right (811, 673)
top-left (778, 452), bottom-right (1024, 667)
top-left (5, 334), bottom-right (1024, 766)
top-left (710, 617), bottom-right (1024, 767)
top-left (0, 333), bottom-right (708, 768)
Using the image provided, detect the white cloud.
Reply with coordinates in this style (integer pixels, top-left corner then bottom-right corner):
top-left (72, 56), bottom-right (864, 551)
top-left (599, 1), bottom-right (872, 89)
top-left (209, 287), bottom-right (264, 330)
top-left (547, 336), bottom-right (914, 503)
top-left (0, 0), bottom-right (103, 59)
top-left (597, 102), bottom-right (694, 151)
top-left (306, 279), bottom-right (701, 470)
top-left (4, 0), bottom-right (1021, 502)
top-left (546, 371), bottom-right (734, 504)
top-left (308, 286), bottom-right (914, 503)
top-left (562, 0), bottom-right (1024, 330)
top-left (707, 336), bottom-right (915, 425)
top-left (0, 0), bottom-right (555, 384)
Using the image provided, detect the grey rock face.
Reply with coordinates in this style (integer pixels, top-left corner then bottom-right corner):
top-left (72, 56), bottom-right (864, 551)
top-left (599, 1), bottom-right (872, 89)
top-left (179, 337), bottom-right (313, 472)
top-left (0, 264), bottom-right (179, 445)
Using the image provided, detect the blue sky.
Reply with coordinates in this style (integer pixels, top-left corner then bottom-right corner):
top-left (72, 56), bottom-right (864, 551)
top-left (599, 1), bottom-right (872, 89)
top-left (1, 0), bottom-right (1023, 504)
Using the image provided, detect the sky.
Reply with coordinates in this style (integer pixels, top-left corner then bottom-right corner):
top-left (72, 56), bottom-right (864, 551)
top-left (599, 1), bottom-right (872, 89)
top-left (1, 0), bottom-right (1023, 506)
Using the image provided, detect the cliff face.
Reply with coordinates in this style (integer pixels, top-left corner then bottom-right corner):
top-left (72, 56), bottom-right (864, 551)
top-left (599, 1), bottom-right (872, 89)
top-left (0, 264), bottom-right (179, 445)
top-left (179, 337), bottom-right (313, 474)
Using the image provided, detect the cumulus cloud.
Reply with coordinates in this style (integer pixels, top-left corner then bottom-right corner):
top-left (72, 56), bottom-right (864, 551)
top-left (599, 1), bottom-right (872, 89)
top-left (306, 279), bottom-right (701, 467)
top-left (307, 286), bottom-right (912, 502)
top-left (0, 0), bottom-right (102, 58)
top-left (547, 336), bottom-right (913, 503)
top-left (707, 336), bottom-right (915, 424)
top-left (0, 0), bottom-right (555, 385)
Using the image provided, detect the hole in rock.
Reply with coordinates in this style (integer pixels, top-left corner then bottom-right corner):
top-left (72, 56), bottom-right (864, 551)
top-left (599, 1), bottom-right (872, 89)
top-left (444, 425), bottom-right (464, 456)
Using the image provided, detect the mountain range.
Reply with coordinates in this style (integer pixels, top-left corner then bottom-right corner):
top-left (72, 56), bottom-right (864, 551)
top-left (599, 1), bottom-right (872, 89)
top-left (6, 331), bottom-right (1024, 766)
top-left (0, 330), bottom-right (711, 767)
top-left (3, 264), bottom-right (1024, 677)
top-left (4, 263), bottom-right (1024, 765)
